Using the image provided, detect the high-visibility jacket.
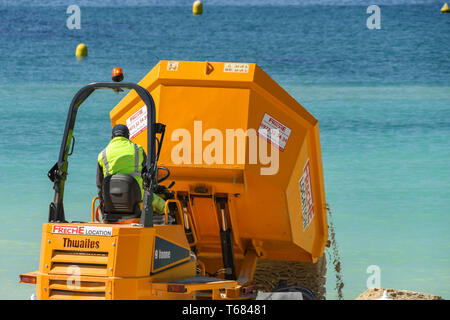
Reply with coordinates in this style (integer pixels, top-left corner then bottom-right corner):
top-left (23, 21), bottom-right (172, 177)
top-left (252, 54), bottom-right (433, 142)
top-left (98, 136), bottom-right (165, 214)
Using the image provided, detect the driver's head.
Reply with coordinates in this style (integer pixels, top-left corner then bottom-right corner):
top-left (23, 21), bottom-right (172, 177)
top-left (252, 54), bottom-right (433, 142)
top-left (111, 124), bottom-right (130, 139)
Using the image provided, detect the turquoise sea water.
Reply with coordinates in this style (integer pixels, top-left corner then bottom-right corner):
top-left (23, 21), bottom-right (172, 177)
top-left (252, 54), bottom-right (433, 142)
top-left (0, 1), bottom-right (449, 299)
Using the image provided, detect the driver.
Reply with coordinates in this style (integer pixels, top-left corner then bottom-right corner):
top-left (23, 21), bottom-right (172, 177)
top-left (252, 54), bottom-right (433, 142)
top-left (96, 124), bottom-right (166, 216)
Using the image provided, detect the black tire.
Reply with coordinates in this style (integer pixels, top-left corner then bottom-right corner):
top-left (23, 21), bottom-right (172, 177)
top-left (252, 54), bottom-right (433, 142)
top-left (273, 284), bottom-right (316, 300)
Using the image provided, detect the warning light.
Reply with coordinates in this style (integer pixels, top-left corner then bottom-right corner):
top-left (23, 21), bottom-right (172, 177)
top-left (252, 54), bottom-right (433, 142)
top-left (20, 274), bottom-right (37, 284)
top-left (112, 67), bottom-right (124, 82)
top-left (167, 284), bottom-right (186, 293)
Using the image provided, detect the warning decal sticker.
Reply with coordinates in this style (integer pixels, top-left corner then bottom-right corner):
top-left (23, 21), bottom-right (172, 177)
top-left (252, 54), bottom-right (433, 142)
top-left (167, 61), bottom-right (179, 71)
top-left (257, 113), bottom-right (292, 151)
top-left (126, 105), bottom-right (148, 140)
top-left (224, 63), bottom-right (249, 73)
top-left (299, 158), bottom-right (314, 231)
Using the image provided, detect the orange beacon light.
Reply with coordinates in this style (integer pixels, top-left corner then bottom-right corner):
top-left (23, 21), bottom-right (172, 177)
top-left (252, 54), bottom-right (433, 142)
top-left (112, 67), bottom-right (124, 82)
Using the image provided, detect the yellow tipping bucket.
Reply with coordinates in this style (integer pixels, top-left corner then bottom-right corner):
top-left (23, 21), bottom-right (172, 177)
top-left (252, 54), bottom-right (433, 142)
top-left (110, 61), bottom-right (328, 262)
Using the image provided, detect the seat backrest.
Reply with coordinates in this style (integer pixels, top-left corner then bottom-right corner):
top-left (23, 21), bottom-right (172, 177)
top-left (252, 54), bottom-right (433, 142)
top-left (102, 174), bottom-right (141, 221)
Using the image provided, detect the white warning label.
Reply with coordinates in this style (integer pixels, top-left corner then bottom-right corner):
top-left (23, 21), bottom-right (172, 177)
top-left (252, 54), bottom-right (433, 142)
top-left (224, 63), bottom-right (249, 73)
top-left (167, 61), bottom-right (178, 71)
top-left (299, 159), bottom-right (314, 231)
top-left (126, 105), bottom-right (147, 140)
top-left (257, 113), bottom-right (292, 151)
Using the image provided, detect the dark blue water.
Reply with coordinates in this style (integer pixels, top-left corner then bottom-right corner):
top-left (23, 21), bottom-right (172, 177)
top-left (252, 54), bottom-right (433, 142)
top-left (1, 4), bottom-right (449, 85)
top-left (0, 1), bottom-right (449, 299)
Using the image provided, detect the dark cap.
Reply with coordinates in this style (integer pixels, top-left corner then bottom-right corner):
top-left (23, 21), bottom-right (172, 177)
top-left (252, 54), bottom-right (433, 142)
top-left (112, 124), bottom-right (130, 139)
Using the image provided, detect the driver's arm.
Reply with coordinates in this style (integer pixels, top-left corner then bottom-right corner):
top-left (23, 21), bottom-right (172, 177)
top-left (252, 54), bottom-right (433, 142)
top-left (96, 163), bottom-right (103, 199)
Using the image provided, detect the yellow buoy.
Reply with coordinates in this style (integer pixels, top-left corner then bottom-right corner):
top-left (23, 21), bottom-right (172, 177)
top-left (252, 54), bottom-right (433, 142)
top-left (193, 0), bottom-right (203, 15)
top-left (441, 3), bottom-right (450, 13)
top-left (75, 43), bottom-right (88, 58)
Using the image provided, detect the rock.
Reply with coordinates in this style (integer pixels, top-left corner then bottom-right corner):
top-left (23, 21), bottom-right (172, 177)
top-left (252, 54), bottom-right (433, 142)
top-left (356, 288), bottom-right (444, 300)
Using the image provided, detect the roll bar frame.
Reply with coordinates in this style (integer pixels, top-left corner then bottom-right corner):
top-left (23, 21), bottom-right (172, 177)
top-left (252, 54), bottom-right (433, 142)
top-left (48, 82), bottom-right (157, 227)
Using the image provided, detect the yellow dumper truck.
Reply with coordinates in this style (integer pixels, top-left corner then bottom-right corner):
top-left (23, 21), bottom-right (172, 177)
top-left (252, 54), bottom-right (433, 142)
top-left (19, 61), bottom-right (328, 300)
